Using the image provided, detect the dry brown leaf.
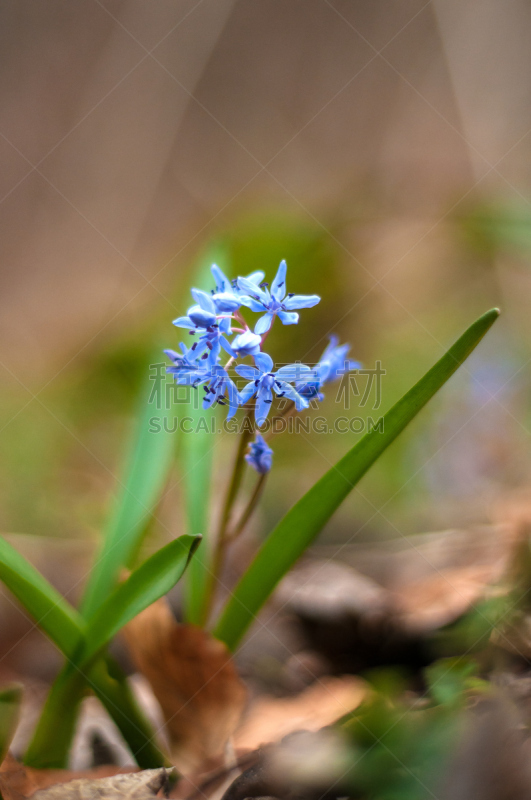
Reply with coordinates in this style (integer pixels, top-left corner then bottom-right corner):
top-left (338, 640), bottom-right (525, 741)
top-left (29, 769), bottom-right (173, 800)
top-left (123, 600), bottom-right (247, 774)
top-left (0, 754), bottom-right (144, 800)
top-left (393, 564), bottom-right (505, 633)
top-left (233, 676), bottom-right (366, 751)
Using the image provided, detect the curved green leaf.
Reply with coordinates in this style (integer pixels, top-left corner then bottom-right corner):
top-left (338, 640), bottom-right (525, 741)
top-left (82, 534), bottom-right (201, 662)
top-left (213, 309), bottom-right (500, 650)
top-left (81, 365), bottom-right (176, 619)
top-left (0, 537), bottom-right (84, 658)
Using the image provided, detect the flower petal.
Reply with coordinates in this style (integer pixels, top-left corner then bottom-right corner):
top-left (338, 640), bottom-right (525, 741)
top-left (282, 294), bottom-right (321, 311)
top-left (235, 364), bottom-right (259, 380)
top-left (225, 380), bottom-right (241, 420)
top-left (211, 264), bottom-right (231, 293)
top-left (214, 292), bottom-right (240, 312)
top-left (191, 289), bottom-right (216, 313)
top-left (271, 259), bottom-right (287, 302)
top-left (275, 381), bottom-right (309, 411)
top-left (277, 310), bottom-right (299, 326)
top-left (275, 363), bottom-right (313, 382)
top-left (173, 316), bottom-right (195, 329)
top-left (163, 348), bottom-right (181, 363)
top-left (220, 336), bottom-right (236, 357)
top-left (219, 316), bottom-right (232, 334)
top-left (232, 331), bottom-right (261, 356)
top-left (240, 296), bottom-right (266, 313)
top-left (188, 306), bottom-right (217, 328)
top-left (254, 312), bottom-right (275, 335)
top-left (245, 270), bottom-right (265, 286)
top-left (255, 386), bottom-right (273, 426)
top-left (237, 277), bottom-right (268, 304)
top-left (254, 352), bottom-right (274, 373)
top-left (239, 381), bottom-right (258, 404)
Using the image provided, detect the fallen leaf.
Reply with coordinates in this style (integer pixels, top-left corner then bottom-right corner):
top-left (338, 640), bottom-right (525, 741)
top-left (30, 769), bottom-right (174, 800)
top-left (394, 564), bottom-right (505, 633)
top-left (123, 600), bottom-right (247, 774)
top-left (0, 753), bottom-right (144, 800)
top-left (234, 676), bottom-right (366, 751)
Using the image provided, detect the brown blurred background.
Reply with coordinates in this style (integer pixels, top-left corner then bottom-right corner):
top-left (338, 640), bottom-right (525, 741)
top-left (2, 0), bottom-right (531, 368)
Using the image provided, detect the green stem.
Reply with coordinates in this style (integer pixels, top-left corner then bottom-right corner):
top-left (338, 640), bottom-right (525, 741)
top-left (225, 473), bottom-right (267, 543)
top-left (24, 656), bottom-right (167, 769)
top-left (90, 657), bottom-right (168, 768)
top-left (24, 665), bottom-right (87, 768)
top-left (202, 408), bottom-right (253, 623)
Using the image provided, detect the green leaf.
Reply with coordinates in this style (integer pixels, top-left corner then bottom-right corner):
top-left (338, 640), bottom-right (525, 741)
top-left (25, 658), bottom-right (168, 769)
top-left (0, 537), bottom-right (84, 658)
top-left (21, 531), bottom-right (200, 770)
top-left (82, 534), bottom-right (201, 662)
top-left (213, 309), bottom-right (500, 650)
top-left (0, 684), bottom-right (22, 763)
top-left (81, 361), bottom-right (176, 618)
top-left (424, 657), bottom-right (478, 707)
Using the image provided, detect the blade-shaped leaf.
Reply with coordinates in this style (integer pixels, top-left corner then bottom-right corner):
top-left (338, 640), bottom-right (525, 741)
top-left (213, 309), bottom-right (500, 650)
top-left (82, 535), bottom-right (201, 662)
top-left (0, 684), bottom-right (22, 763)
top-left (0, 536), bottom-right (84, 658)
top-left (25, 658), bottom-right (167, 770)
top-left (81, 361), bottom-right (176, 619)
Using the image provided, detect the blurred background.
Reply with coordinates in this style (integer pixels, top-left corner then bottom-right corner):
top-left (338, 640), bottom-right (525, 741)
top-left (1, 0), bottom-right (531, 680)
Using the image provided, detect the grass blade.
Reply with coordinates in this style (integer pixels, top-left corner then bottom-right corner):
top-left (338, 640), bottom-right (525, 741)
top-left (213, 308), bottom-right (500, 650)
top-left (81, 361), bottom-right (176, 618)
top-left (0, 684), bottom-right (22, 763)
top-left (82, 534), bottom-right (201, 661)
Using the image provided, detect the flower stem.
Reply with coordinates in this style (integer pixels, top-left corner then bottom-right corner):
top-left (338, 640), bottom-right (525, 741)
top-left (225, 473), bottom-right (267, 543)
top-left (203, 407), bottom-right (253, 623)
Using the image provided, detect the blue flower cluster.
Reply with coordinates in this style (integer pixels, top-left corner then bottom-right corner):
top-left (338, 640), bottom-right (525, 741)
top-left (165, 260), bottom-right (359, 472)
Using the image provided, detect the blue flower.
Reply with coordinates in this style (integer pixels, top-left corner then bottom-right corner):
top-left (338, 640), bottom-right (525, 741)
top-left (235, 352), bottom-right (313, 426)
top-left (211, 264), bottom-right (265, 316)
top-left (165, 347), bottom-right (240, 419)
top-left (245, 434), bottom-right (273, 474)
top-left (231, 330), bottom-right (261, 357)
top-left (200, 365), bottom-right (240, 419)
top-left (173, 289), bottom-right (234, 367)
top-left (318, 336), bottom-right (361, 385)
top-left (296, 335), bottom-right (361, 400)
top-left (164, 343), bottom-right (207, 383)
top-left (237, 260), bottom-right (320, 335)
